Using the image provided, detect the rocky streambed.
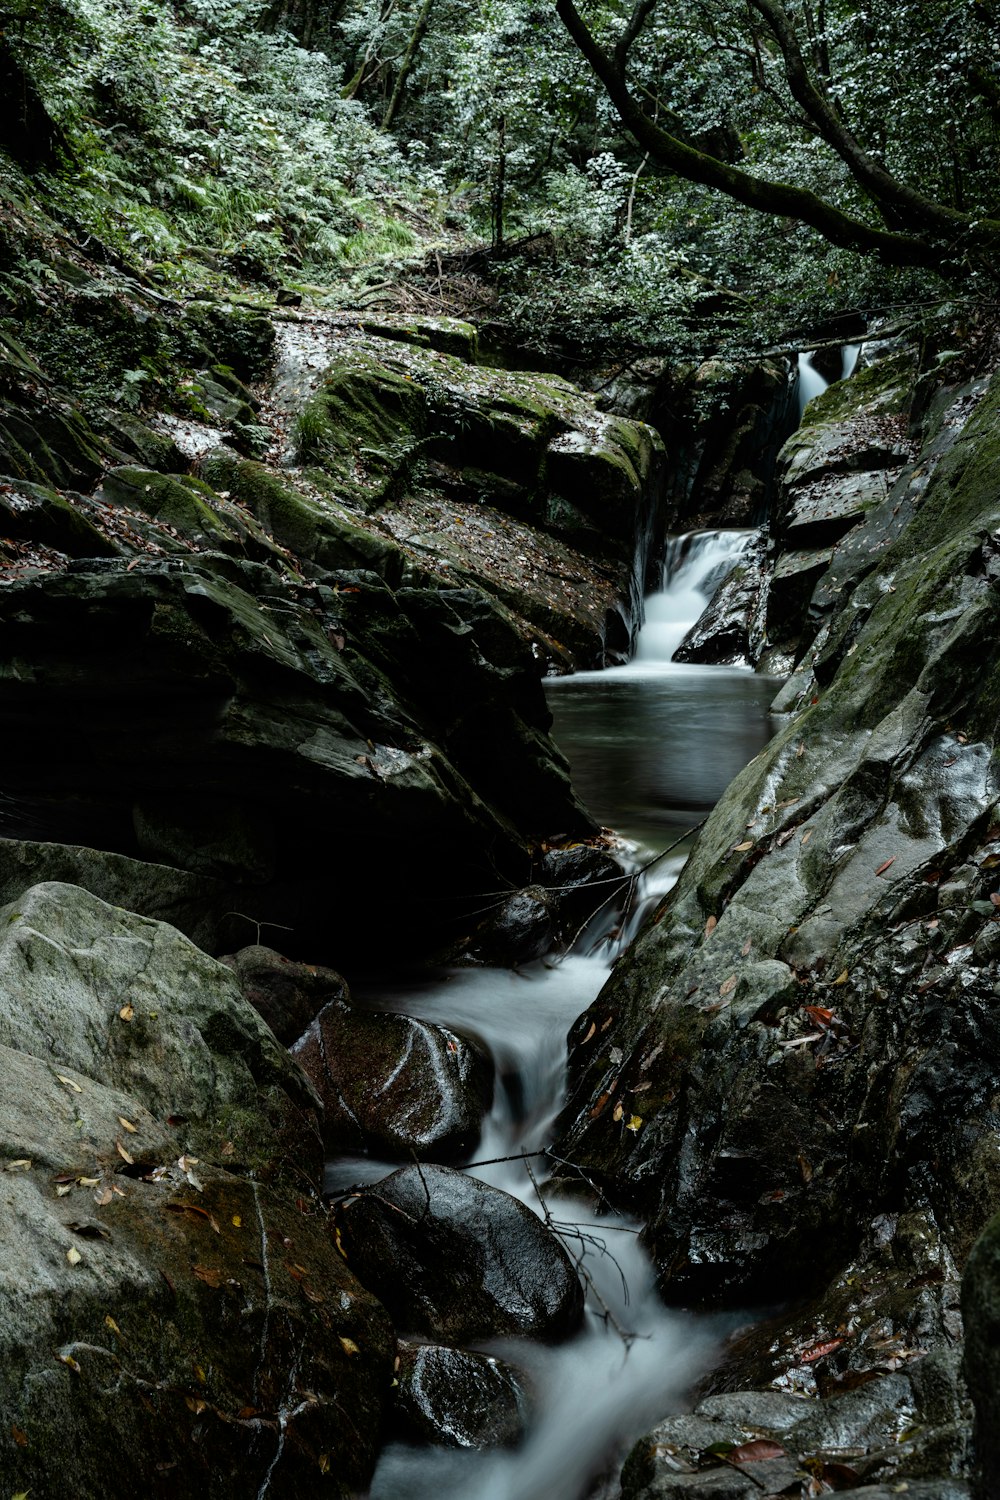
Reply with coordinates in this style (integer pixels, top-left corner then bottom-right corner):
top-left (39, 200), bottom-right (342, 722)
top-left (3, 187), bottom-right (1000, 1500)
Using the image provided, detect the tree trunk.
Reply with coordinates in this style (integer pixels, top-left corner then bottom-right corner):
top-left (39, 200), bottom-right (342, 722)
top-left (382, 0), bottom-right (434, 129)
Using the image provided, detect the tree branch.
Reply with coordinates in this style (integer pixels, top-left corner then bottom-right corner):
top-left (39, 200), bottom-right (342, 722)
top-left (553, 0), bottom-right (993, 271)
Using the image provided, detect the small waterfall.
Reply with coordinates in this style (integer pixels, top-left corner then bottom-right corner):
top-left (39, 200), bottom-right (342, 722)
top-left (795, 349), bottom-right (829, 418)
top-left (634, 530), bottom-right (753, 666)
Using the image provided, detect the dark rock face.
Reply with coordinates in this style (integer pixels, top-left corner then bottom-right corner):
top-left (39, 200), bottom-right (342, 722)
top-left (392, 1342), bottom-right (527, 1448)
top-left (220, 943), bottom-right (348, 1045)
top-left (0, 558), bottom-right (592, 965)
top-left (961, 1214), bottom-right (1000, 1497)
top-left (672, 537), bottom-right (767, 666)
top-left (555, 348), bottom-right (1000, 1312)
top-left (334, 1164), bottom-right (585, 1343)
top-left (622, 1358), bottom-right (971, 1498)
top-left (294, 998), bottom-right (493, 1160)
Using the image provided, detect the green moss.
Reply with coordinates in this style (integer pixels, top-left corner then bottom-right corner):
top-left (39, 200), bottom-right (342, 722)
top-left (102, 466), bottom-right (239, 547)
top-left (801, 348), bottom-right (918, 428)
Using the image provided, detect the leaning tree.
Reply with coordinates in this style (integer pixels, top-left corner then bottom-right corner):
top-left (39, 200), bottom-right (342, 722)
top-left (554, 0), bottom-right (1000, 275)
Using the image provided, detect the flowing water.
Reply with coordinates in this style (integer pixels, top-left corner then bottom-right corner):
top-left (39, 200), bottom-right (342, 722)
top-left (339, 531), bottom-right (782, 1500)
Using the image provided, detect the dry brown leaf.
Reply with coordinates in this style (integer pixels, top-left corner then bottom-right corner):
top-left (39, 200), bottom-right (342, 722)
top-left (704, 915), bottom-right (717, 937)
top-left (801, 829), bottom-right (813, 845)
top-left (117, 1116), bottom-right (138, 1134)
top-left (56, 1074), bottom-right (83, 1093)
top-left (340, 1336), bottom-right (360, 1356)
top-left (874, 857), bottom-right (896, 876)
top-left (56, 1352), bottom-right (81, 1374)
top-left (115, 1140), bottom-right (134, 1166)
top-left (193, 1265), bottom-right (223, 1288)
top-left (733, 840), bottom-right (754, 852)
top-left (582, 1021), bottom-right (596, 1044)
top-left (11, 1423), bottom-right (27, 1447)
top-left (118, 1003), bottom-right (134, 1022)
top-left (66, 1246), bottom-right (83, 1266)
top-left (719, 974), bottom-right (738, 997)
top-left (612, 1101), bottom-right (624, 1122)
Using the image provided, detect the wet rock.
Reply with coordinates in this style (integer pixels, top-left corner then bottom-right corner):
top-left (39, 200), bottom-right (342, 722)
top-left (392, 1341), bottom-right (527, 1448)
top-left (220, 943), bottom-right (348, 1045)
top-left (536, 839), bottom-right (627, 935)
top-left (673, 539), bottom-right (766, 666)
top-left (0, 881), bottom-right (320, 1180)
top-left (624, 1350), bottom-right (971, 1499)
top-left (463, 885), bottom-right (556, 965)
top-left (0, 883), bottom-right (392, 1498)
top-left (334, 1163), bottom-right (585, 1343)
top-left (553, 347), bottom-right (1000, 1320)
top-left (294, 998), bottom-right (492, 1160)
top-left (0, 1145), bottom-right (393, 1500)
top-left (961, 1213), bottom-right (1000, 1497)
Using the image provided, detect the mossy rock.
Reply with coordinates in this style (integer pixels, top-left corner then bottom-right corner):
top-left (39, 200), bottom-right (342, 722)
top-left (361, 315), bottom-right (479, 362)
top-left (100, 466), bottom-right (241, 549)
top-left (200, 451), bottom-right (409, 580)
top-left (184, 300), bottom-right (276, 381)
top-left (0, 480), bottom-right (117, 558)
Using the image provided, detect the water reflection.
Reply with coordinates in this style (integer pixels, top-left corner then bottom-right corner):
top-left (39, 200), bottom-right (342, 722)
top-left (546, 663), bottom-right (780, 853)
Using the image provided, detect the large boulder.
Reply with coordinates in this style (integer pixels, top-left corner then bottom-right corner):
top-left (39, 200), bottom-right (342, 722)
top-left (0, 884), bottom-right (394, 1498)
top-left (0, 882), bottom-right (319, 1178)
top-left (0, 556), bottom-right (593, 965)
top-left (220, 943), bottom-right (349, 1046)
top-left (333, 1164), bottom-right (585, 1344)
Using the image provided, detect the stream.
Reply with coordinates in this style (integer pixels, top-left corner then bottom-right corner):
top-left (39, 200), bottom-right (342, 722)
top-left (333, 531), bottom-right (781, 1500)
top-left (335, 351), bottom-right (854, 1499)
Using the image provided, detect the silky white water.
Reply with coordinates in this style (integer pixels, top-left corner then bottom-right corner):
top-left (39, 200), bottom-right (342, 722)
top-left (634, 529), bottom-right (753, 667)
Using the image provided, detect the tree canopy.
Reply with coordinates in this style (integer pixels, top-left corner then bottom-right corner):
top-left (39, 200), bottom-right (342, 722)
top-left (2, 0), bottom-right (996, 365)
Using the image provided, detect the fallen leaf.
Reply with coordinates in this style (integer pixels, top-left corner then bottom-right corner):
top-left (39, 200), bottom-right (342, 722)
top-left (6, 1159), bottom-right (31, 1172)
top-left (94, 1186), bottom-right (114, 1207)
top-left (832, 969), bottom-right (849, 985)
top-left (117, 1116), bottom-right (138, 1134)
top-left (797, 1154), bottom-right (813, 1183)
top-left (66, 1246), bottom-right (83, 1266)
top-left (55, 1183), bottom-right (72, 1198)
top-left (232, 1214), bottom-right (242, 1228)
top-left (625, 1114), bottom-right (643, 1132)
top-left (803, 1005), bottom-right (836, 1028)
top-left (56, 1352), bottom-right (81, 1374)
top-left (11, 1423), bottom-right (28, 1446)
top-left (116, 1140), bottom-right (135, 1166)
top-left (166, 1203), bottom-right (221, 1233)
top-left (719, 974), bottom-right (738, 997)
top-left (704, 915), bottom-right (717, 937)
top-left (193, 1265), bottom-right (223, 1288)
top-left (612, 1102), bottom-right (624, 1122)
top-left (104, 1316), bottom-right (123, 1337)
top-left (582, 1021), bottom-right (596, 1044)
top-left (590, 1092), bottom-right (611, 1119)
top-left (56, 1074), bottom-right (83, 1093)
top-left (119, 1004), bottom-right (134, 1022)
top-left (185, 1396), bottom-right (207, 1414)
top-left (801, 829), bottom-right (813, 845)
top-left (874, 857), bottom-right (896, 876)
top-left (733, 840), bottom-right (754, 852)
top-left (727, 1439), bottom-right (786, 1463)
top-left (800, 1337), bottom-right (845, 1363)
top-left (303, 1285), bottom-right (325, 1303)
top-left (76, 1176), bottom-right (99, 1188)
top-left (741, 937), bottom-right (752, 957)
top-left (340, 1337), bottom-right (360, 1356)
top-left (779, 1032), bottom-right (825, 1050)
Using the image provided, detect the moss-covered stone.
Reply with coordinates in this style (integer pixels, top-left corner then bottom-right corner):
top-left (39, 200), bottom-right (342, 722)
top-left (0, 480), bottom-right (117, 557)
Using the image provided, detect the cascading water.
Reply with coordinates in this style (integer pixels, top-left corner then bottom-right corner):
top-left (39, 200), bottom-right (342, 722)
top-left (635, 530), bottom-right (753, 666)
top-left (347, 347), bottom-right (865, 1499)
